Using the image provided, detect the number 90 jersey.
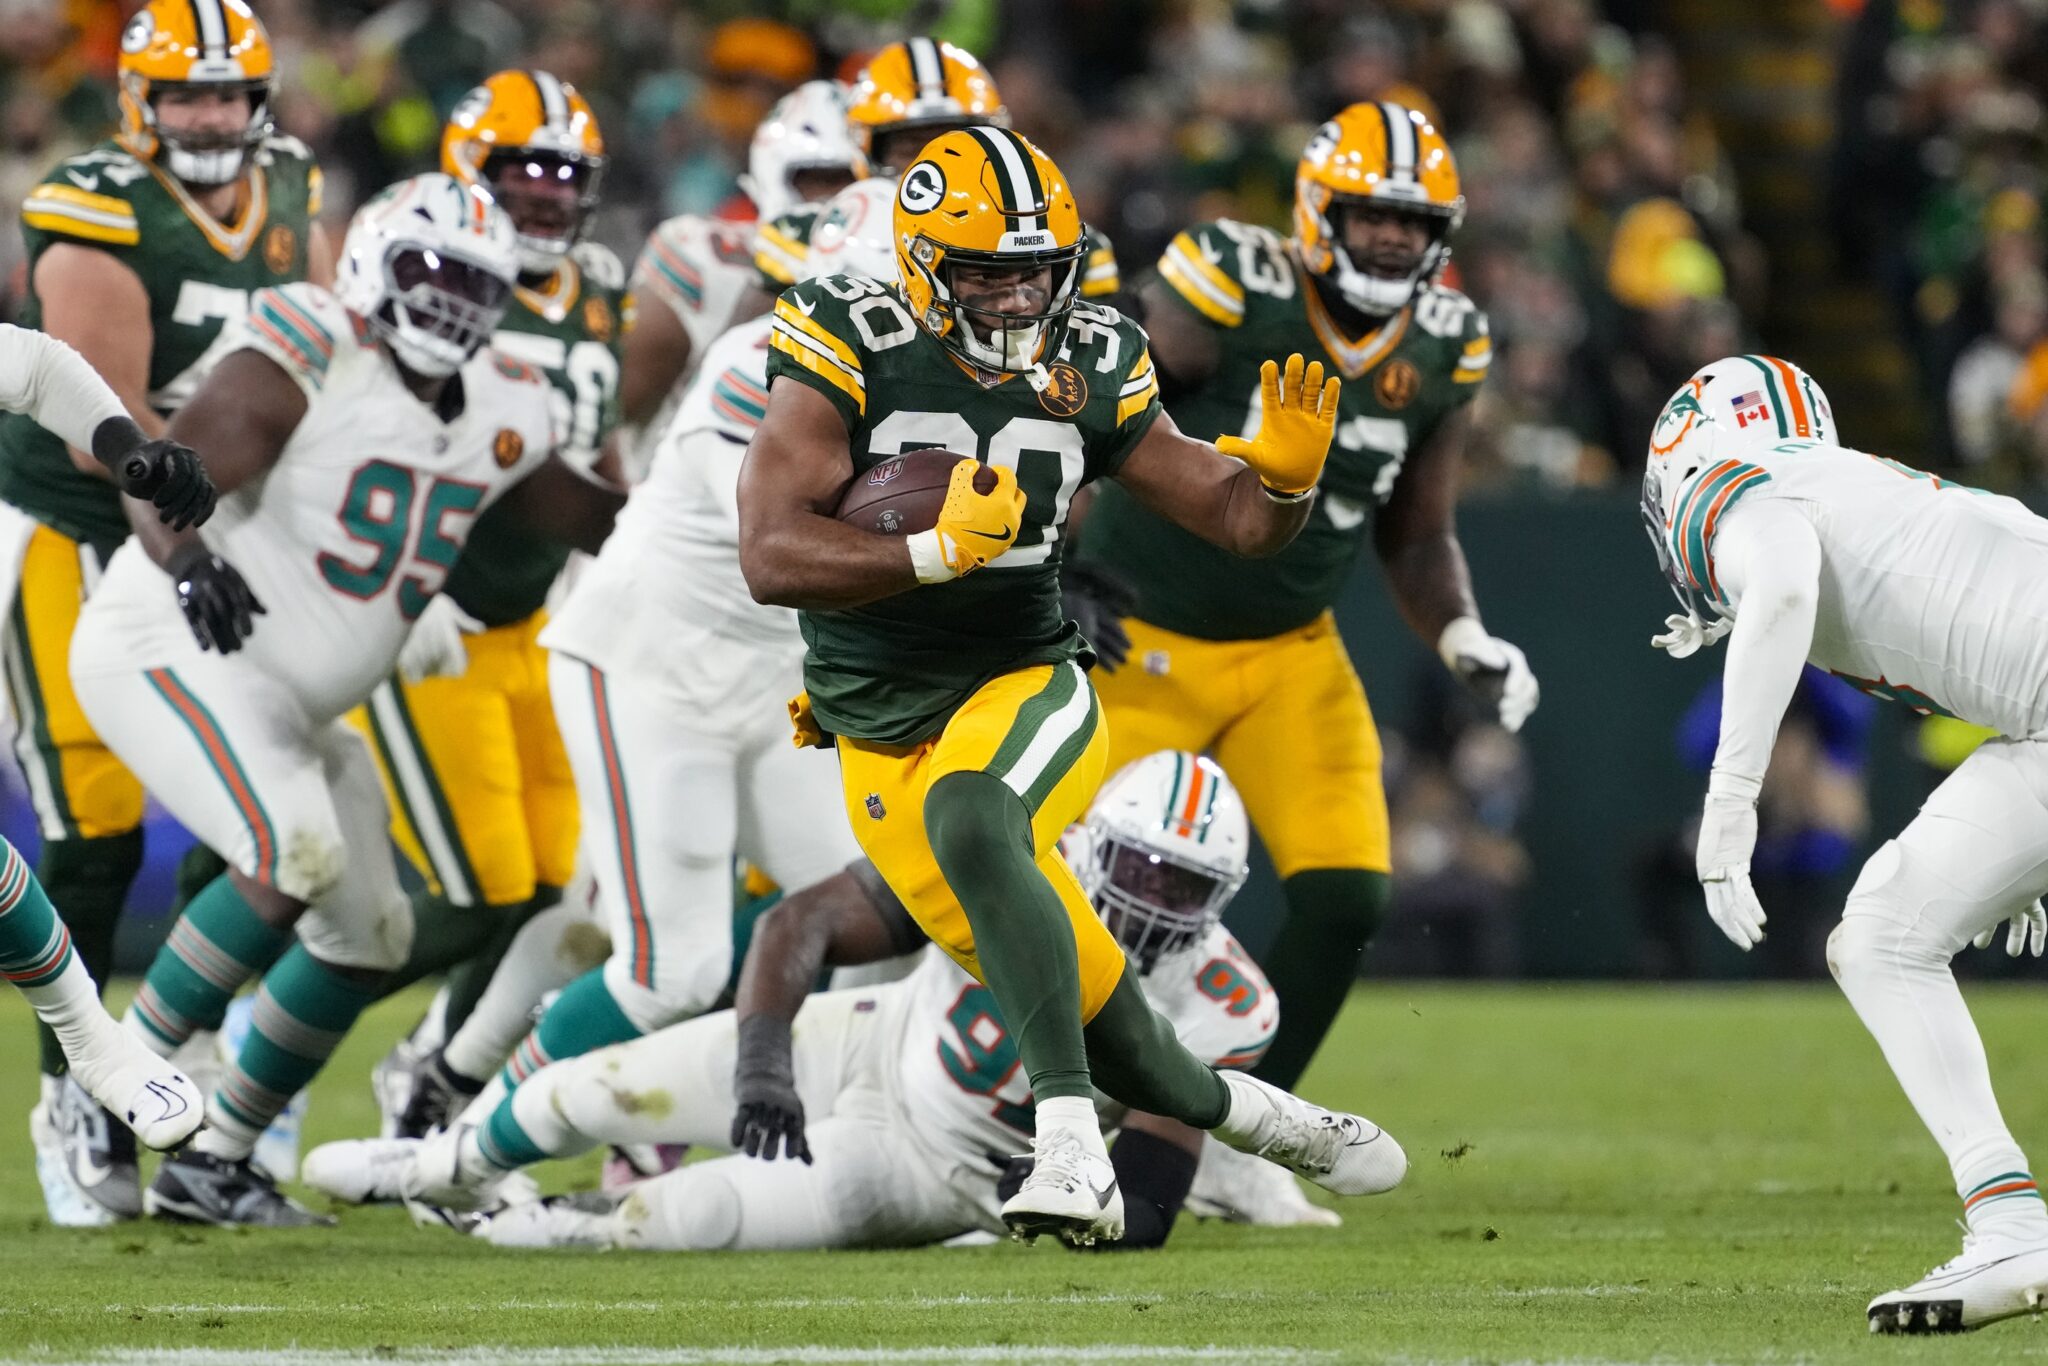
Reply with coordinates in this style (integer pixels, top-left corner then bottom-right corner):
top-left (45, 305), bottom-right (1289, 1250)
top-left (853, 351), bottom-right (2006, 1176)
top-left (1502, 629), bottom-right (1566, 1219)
top-left (1078, 219), bottom-right (1492, 642)
top-left (70, 283), bottom-right (555, 723)
top-left (765, 277), bottom-right (1162, 746)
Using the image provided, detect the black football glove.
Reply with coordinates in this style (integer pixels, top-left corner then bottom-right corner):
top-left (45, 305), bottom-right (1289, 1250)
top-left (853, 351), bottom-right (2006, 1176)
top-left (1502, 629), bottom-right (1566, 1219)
top-left (731, 1015), bottom-right (811, 1164)
top-left (1062, 561), bottom-right (1139, 675)
top-left (168, 542), bottom-right (265, 654)
top-left (93, 417), bottom-right (216, 530)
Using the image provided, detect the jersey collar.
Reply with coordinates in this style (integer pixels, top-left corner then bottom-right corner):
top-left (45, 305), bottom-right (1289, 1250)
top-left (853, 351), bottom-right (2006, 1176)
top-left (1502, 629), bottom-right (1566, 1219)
top-left (121, 135), bottom-right (269, 262)
top-left (1290, 244), bottom-right (1411, 381)
top-left (514, 256), bottom-right (583, 324)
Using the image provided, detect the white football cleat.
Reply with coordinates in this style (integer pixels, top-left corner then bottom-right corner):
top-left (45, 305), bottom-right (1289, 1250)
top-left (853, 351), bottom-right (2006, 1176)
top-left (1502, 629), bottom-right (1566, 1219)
top-left (301, 1136), bottom-right (422, 1205)
top-left (1000, 1120), bottom-right (1124, 1247)
top-left (1214, 1072), bottom-right (1406, 1198)
top-left (30, 1095), bottom-right (117, 1227)
top-left (1868, 1230), bottom-right (2048, 1334)
top-left (1187, 1134), bottom-right (1343, 1227)
top-left (478, 1195), bottom-right (617, 1250)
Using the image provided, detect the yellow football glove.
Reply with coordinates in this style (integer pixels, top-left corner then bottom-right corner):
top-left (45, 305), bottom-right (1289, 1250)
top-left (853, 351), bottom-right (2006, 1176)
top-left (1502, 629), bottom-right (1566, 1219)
top-left (1215, 353), bottom-right (1342, 498)
top-left (906, 459), bottom-right (1027, 584)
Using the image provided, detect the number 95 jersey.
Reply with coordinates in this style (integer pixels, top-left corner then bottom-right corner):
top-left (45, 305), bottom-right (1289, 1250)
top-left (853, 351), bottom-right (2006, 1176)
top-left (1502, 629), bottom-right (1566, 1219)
top-left (1079, 219), bottom-right (1492, 642)
top-left (765, 277), bottom-right (1161, 746)
top-left (71, 282), bottom-right (555, 722)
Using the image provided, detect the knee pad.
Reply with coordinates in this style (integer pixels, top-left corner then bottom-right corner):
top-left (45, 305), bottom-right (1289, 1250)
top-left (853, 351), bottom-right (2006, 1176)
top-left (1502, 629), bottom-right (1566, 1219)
top-left (274, 824), bottom-right (348, 903)
top-left (1831, 839), bottom-right (1965, 984)
top-left (298, 890), bottom-right (414, 973)
top-left (616, 1166), bottom-right (742, 1251)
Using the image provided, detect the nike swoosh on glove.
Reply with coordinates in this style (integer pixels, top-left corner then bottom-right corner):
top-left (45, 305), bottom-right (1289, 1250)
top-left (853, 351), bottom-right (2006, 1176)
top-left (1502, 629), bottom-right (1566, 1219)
top-left (906, 459), bottom-right (1027, 584)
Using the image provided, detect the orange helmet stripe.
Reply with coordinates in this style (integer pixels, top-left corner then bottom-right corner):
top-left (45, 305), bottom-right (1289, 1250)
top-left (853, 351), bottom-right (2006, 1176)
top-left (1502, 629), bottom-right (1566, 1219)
top-left (1761, 355), bottom-right (1813, 436)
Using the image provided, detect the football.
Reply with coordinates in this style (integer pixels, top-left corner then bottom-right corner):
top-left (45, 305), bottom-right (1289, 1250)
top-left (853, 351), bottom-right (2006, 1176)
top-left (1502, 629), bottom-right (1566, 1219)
top-left (833, 447), bottom-right (988, 535)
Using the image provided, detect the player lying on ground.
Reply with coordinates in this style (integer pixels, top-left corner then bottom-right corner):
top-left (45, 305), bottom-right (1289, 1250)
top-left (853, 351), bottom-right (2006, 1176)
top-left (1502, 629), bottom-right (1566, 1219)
top-left (738, 125), bottom-right (1397, 1246)
top-left (303, 752), bottom-right (1393, 1248)
top-left (70, 173), bottom-right (622, 1227)
top-left (0, 321), bottom-right (211, 1158)
top-left (1646, 355), bottom-right (2048, 1334)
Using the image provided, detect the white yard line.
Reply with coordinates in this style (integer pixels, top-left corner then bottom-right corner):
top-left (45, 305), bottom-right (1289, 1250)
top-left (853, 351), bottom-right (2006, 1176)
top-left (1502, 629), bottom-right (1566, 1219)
top-left (0, 1348), bottom-right (1335, 1366)
top-left (0, 1290), bottom-right (1283, 1318)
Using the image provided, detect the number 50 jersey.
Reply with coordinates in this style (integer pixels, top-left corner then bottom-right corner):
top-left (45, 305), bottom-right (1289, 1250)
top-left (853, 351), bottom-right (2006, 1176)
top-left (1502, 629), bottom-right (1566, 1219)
top-left (765, 277), bottom-right (1161, 746)
top-left (71, 283), bottom-right (555, 722)
top-left (1079, 219), bottom-right (1492, 642)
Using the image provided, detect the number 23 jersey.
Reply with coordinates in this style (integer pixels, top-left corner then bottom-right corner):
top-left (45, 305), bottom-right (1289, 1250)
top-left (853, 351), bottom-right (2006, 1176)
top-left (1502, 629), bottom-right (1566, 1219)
top-left (71, 283), bottom-right (555, 721)
top-left (765, 276), bottom-right (1161, 746)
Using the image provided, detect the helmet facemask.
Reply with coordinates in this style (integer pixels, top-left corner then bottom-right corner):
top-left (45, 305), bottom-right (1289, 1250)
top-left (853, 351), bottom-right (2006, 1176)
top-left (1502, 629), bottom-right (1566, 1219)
top-left (908, 238), bottom-right (1082, 375)
top-left (1308, 189), bottom-right (1457, 318)
top-left (373, 246), bottom-right (512, 379)
top-left (1085, 831), bottom-right (1243, 974)
top-left (484, 148), bottom-right (603, 276)
top-left (133, 76), bottom-right (273, 186)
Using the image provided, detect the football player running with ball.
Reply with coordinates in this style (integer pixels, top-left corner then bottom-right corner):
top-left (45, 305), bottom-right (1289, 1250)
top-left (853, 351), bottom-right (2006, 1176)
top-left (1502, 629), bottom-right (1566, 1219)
top-left (1646, 356), bottom-right (2048, 1333)
top-left (737, 126), bottom-right (1401, 1246)
top-left (1073, 104), bottom-right (1533, 1093)
top-left (71, 175), bottom-right (621, 1226)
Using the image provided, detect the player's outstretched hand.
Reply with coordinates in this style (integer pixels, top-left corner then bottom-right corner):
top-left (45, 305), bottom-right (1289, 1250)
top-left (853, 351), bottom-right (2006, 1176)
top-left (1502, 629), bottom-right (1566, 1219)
top-left (1062, 561), bottom-right (1138, 674)
top-left (1696, 794), bottom-right (1765, 949)
top-left (1215, 353), bottom-right (1340, 498)
top-left (1438, 617), bottom-right (1539, 733)
top-left (122, 438), bottom-right (216, 531)
top-left (1973, 898), bottom-right (2047, 958)
top-left (168, 542), bottom-right (265, 654)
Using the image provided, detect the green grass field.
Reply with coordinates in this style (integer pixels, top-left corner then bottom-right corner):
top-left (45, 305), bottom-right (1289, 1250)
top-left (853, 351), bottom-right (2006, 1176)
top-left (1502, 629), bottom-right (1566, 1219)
top-left (2, 980), bottom-right (2045, 1364)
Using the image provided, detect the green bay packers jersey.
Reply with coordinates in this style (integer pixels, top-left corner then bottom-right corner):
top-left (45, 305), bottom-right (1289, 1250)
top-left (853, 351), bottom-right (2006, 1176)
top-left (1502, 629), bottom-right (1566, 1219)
top-left (0, 135), bottom-right (322, 548)
top-left (443, 242), bottom-right (626, 627)
top-left (766, 278), bottom-right (1161, 745)
top-left (753, 204), bottom-right (823, 289)
top-left (1079, 219), bottom-right (1491, 641)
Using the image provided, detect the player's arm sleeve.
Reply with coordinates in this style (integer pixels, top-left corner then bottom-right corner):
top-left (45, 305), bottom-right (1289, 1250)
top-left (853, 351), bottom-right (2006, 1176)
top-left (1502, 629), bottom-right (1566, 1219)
top-left (1704, 497), bottom-right (1821, 800)
top-left (0, 324), bottom-right (131, 453)
top-left (1154, 223), bottom-right (1245, 328)
top-left (1093, 329), bottom-right (1163, 477)
top-left (230, 284), bottom-right (342, 397)
top-left (1081, 227), bottom-right (1121, 300)
top-left (764, 286), bottom-right (864, 431)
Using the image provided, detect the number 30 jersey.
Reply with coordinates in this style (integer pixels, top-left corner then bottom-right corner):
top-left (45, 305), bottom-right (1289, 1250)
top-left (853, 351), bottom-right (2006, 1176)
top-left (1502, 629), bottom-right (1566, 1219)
top-left (765, 276), bottom-right (1162, 745)
top-left (71, 283), bottom-right (554, 721)
top-left (886, 926), bottom-right (1278, 1217)
top-left (1078, 219), bottom-right (1492, 642)
top-left (0, 135), bottom-right (321, 552)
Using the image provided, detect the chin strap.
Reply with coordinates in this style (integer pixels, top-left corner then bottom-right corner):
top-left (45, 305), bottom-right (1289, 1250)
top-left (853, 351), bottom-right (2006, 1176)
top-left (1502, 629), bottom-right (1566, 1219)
top-left (1651, 610), bottom-right (1732, 658)
top-left (1026, 361), bottom-right (1053, 393)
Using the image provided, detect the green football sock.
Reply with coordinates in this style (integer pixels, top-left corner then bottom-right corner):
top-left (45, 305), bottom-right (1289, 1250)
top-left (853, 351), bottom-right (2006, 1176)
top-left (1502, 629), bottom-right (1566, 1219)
top-left (927, 770), bottom-right (1092, 1102)
top-left (126, 872), bottom-right (289, 1056)
top-left (1251, 868), bottom-right (1390, 1089)
top-left (1083, 969), bottom-right (1229, 1127)
top-left (33, 830), bottom-right (141, 1075)
top-left (200, 944), bottom-right (376, 1161)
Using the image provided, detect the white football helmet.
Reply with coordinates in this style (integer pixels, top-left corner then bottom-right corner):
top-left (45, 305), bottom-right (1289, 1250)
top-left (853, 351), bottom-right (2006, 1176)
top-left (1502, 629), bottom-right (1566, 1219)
top-left (334, 173), bottom-right (520, 380)
top-left (800, 178), bottom-right (899, 285)
top-left (1072, 752), bottom-right (1249, 972)
top-left (740, 80), bottom-right (866, 223)
top-left (1642, 354), bottom-right (1835, 618)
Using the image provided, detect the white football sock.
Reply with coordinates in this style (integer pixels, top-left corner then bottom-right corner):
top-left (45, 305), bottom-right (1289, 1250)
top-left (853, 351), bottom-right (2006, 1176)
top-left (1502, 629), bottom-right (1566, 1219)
top-left (442, 903), bottom-right (602, 1082)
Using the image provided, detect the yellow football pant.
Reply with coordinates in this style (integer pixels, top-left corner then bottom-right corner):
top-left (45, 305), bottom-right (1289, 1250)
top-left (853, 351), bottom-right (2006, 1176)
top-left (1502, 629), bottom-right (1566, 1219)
top-left (350, 610), bottom-right (578, 909)
top-left (832, 661), bottom-right (1126, 1020)
top-left (1, 525), bottom-right (143, 839)
top-left (1093, 611), bottom-right (1391, 877)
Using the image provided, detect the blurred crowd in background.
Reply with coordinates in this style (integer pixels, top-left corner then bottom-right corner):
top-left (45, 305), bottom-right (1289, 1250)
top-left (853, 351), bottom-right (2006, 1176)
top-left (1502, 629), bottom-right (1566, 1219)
top-left (0, 0), bottom-right (2042, 976)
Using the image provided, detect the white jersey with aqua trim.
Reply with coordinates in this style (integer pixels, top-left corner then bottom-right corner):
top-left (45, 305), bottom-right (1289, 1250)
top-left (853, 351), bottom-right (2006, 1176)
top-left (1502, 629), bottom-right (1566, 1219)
top-left (541, 313), bottom-right (790, 674)
top-left (71, 282), bottom-right (555, 721)
top-left (1671, 436), bottom-right (2048, 737)
top-left (633, 214), bottom-right (761, 371)
top-left (885, 925), bottom-right (1279, 1219)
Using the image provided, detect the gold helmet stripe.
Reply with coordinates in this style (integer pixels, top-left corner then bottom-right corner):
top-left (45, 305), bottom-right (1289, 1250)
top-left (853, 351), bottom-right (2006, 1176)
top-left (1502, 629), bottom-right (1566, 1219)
top-left (528, 68), bottom-right (569, 133)
top-left (906, 37), bottom-right (946, 102)
top-left (1378, 102), bottom-right (1416, 182)
top-left (188, 0), bottom-right (229, 59)
top-left (966, 126), bottom-right (1043, 232)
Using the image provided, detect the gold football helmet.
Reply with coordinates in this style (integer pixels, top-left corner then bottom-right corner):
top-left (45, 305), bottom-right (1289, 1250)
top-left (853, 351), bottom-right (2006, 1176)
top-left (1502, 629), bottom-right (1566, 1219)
top-left (443, 69), bottom-right (607, 276)
top-left (117, 0), bottom-right (274, 186)
top-left (1293, 102), bottom-right (1464, 317)
top-left (849, 37), bottom-right (1007, 177)
top-left (894, 127), bottom-right (1084, 375)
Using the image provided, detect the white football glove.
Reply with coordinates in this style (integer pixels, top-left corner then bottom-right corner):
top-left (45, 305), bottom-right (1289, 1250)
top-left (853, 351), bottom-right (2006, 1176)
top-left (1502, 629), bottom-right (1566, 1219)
top-left (1696, 792), bottom-right (1765, 950)
top-left (1651, 611), bottom-right (1732, 659)
top-left (1973, 899), bottom-right (2048, 958)
top-left (398, 594), bottom-right (482, 684)
top-left (1438, 616), bottom-right (1539, 734)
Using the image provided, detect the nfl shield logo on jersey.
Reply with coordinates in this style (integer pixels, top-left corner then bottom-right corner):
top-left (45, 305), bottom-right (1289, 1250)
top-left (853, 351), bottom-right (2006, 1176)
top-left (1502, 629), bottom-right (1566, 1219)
top-left (865, 792), bottom-right (886, 820)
